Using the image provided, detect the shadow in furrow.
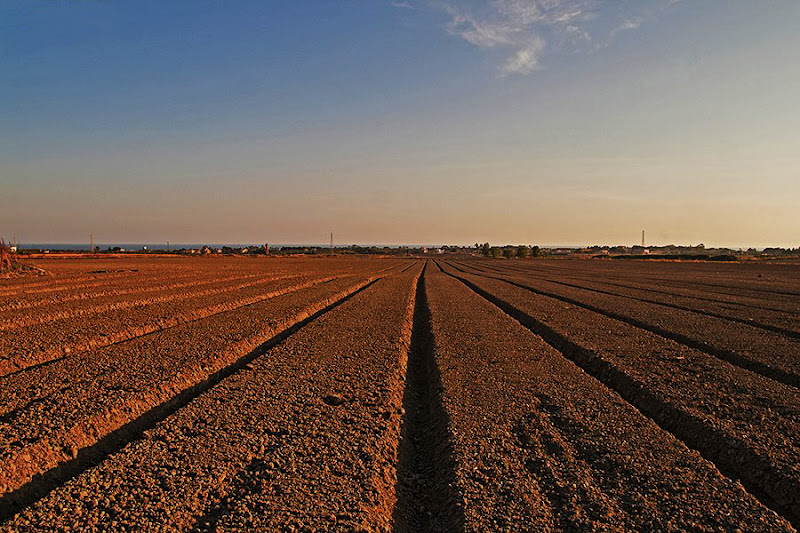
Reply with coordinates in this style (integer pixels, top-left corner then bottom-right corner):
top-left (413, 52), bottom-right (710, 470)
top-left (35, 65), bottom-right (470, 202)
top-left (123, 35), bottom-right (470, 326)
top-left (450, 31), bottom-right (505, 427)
top-left (0, 279), bottom-right (380, 524)
top-left (1, 355), bottom-right (68, 380)
top-left (400, 260), bottom-right (420, 274)
top-left (392, 263), bottom-right (464, 533)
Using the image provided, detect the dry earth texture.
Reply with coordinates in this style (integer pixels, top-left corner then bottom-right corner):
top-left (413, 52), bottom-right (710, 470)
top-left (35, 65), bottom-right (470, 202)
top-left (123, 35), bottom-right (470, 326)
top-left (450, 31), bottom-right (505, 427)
top-left (0, 255), bottom-right (797, 531)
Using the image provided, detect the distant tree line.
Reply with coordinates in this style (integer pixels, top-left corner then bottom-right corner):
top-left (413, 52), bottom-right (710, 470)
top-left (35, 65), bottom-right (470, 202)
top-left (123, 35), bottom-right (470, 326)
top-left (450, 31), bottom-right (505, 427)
top-left (479, 243), bottom-right (541, 259)
top-left (760, 247), bottom-right (800, 255)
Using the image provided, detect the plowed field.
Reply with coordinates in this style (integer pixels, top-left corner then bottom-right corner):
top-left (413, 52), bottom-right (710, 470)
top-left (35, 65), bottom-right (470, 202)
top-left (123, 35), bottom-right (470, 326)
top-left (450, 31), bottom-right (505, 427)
top-left (1, 256), bottom-right (797, 531)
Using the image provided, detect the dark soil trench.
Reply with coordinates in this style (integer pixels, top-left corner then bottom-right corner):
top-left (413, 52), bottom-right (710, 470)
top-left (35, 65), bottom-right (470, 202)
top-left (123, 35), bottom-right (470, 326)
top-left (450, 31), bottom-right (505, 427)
top-left (392, 264), bottom-right (464, 532)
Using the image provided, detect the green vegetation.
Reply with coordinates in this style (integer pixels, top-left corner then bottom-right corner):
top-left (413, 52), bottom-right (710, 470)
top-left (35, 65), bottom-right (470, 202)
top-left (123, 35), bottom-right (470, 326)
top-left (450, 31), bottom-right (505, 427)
top-left (480, 243), bottom-right (542, 259)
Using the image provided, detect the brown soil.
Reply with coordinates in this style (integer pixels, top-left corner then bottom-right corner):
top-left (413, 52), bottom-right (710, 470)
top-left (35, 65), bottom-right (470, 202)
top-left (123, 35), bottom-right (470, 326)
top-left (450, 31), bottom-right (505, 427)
top-left (0, 256), bottom-right (796, 531)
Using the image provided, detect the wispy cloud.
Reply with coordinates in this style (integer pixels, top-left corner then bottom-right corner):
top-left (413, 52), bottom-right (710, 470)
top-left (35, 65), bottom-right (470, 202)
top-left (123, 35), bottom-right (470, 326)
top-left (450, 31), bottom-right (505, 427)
top-left (441, 0), bottom-right (679, 76)
top-left (391, 1), bottom-right (416, 9)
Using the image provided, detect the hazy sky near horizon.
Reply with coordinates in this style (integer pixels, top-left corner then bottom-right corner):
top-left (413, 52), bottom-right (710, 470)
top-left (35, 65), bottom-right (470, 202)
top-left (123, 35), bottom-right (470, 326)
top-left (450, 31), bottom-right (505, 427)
top-left (2, 1), bottom-right (799, 247)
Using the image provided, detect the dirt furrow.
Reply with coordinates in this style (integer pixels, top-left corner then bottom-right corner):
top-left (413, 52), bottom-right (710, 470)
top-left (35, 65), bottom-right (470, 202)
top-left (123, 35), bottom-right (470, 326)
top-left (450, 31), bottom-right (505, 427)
top-left (0, 272), bottom-right (273, 315)
top-left (0, 274), bottom-right (341, 377)
top-left (0, 271), bottom-right (141, 297)
top-left (450, 261), bottom-right (800, 388)
top-left (462, 259), bottom-right (799, 315)
top-left (422, 262), bottom-right (791, 531)
top-left (0, 275), bottom-right (381, 509)
top-left (0, 256), bottom-right (401, 300)
top-left (0, 270), bottom-right (208, 299)
top-left (393, 263), bottom-right (463, 532)
top-left (2, 266), bottom-right (422, 531)
top-left (473, 259), bottom-right (800, 301)
top-left (0, 274), bottom-right (303, 331)
top-left (440, 261), bottom-right (800, 527)
top-left (459, 261), bottom-right (800, 338)
top-left (1, 256), bottom-right (406, 310)
top-left (543, 268), bottom-right (796, 313)
top-left (1, 260), bottom-right (407, 377)
top-left (0, 274), bottom-right (377, 419)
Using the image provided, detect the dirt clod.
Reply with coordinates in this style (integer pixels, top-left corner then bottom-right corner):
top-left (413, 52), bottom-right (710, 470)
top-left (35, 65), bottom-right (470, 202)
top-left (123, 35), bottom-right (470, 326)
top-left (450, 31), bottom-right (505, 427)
top-left (323, 394), bottom-right (345, 406)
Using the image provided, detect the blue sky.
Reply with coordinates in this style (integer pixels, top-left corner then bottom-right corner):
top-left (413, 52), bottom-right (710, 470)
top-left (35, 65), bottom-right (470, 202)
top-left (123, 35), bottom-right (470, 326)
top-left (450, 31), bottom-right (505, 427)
top-left (2, 1), bottom-right (799, 247)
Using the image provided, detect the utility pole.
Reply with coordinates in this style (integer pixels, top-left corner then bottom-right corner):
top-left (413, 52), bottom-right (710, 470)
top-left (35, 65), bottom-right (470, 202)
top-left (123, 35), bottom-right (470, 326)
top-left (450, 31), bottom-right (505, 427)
top-left (167, 241), bottom-right (170, 253)
top-left (330, 232), bottom-right (334, 255)
top-left (641, 230), bottom-right (645, 247)
top-left (90, 234), bottom-right (95, 254)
